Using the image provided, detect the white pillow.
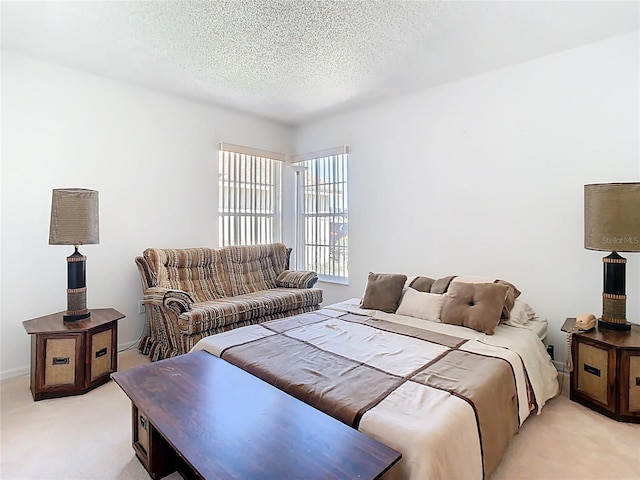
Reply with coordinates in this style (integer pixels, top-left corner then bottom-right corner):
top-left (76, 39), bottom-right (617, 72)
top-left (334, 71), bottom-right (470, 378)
top-left (503, 299), bottom-right (537, 327)
top-left (451, 275), bottom-right (495, 284)
top-left (522, 301), bottom-right (537, 320)
top-left (396, 287), bottom-right (446, 322)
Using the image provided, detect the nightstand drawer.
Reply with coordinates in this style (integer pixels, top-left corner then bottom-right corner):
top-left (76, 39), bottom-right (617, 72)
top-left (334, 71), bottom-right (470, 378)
top-left (620, 350), bottom-right (640, 418)
top-left (576, 342), bottom-right (609, 404)
top-left (39, 334), bottom-right (84, 393)
top-left (88, 325), bottom-right (117, 383)
top-left (629, 356), bottom-right (640, 412)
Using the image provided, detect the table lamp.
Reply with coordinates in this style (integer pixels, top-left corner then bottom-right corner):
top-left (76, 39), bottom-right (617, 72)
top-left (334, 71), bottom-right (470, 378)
top-left (584, 182), bottom-right (640, 331)
top-left (49, 188), bottom-right (100, 321)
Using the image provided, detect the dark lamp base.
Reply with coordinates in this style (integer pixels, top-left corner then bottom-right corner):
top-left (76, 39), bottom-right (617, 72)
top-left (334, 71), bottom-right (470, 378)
top-left (63, 311), bottom-right (91, 322)
top-left (598, 319), bottom-right (632, 331)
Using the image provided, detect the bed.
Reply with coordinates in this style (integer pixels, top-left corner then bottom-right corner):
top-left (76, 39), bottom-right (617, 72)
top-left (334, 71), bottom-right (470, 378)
top-left (192, 293), bottom-right (559, 480)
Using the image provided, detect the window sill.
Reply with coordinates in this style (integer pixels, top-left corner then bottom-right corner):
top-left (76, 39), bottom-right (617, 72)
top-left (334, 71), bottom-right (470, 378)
top-left (318, 276), bottom-right (349, 286)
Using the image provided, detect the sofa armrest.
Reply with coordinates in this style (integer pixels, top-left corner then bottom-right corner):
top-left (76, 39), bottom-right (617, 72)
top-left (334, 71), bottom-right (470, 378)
top-left (144, 287), bottom-right (195, 314)
top-left (276, 270), bottom-right (319, 289)
top-left (135, 256), bottom-right (154, 290)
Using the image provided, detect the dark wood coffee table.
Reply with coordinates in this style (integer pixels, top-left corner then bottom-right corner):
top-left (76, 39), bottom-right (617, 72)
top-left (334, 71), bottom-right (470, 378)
top-left (112, 350), bottom-right (401, 479)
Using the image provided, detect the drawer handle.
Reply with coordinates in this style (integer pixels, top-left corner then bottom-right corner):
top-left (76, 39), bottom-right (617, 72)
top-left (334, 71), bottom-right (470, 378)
top-left (52, 357), bottom-right (69, 365)
top-left (139, 415), bottom-right (147, 430)
top-left (95, 347), bottom-right (108, 358)
top-left (584, 364), bottom-right (601, 377)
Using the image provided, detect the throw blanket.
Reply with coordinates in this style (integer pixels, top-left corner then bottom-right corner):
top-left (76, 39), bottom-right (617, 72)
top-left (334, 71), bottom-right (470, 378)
top-left (194, 309), bottom-right (538, 479)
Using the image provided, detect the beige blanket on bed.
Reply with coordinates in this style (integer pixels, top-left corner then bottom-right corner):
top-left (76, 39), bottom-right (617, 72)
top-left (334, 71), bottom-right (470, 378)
top-left (194, 309), bottom-right (537, 479)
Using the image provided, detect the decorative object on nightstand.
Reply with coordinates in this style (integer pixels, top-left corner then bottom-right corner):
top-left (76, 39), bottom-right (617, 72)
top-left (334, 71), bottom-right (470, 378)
top-left (562, 318), bottom-right (640, 423)
top-left (49, 188), bottom-right (100, 322)
top-left (22, 308), bottom-right (124, 401)
top-left (584, 182), bottom-right (640, 331)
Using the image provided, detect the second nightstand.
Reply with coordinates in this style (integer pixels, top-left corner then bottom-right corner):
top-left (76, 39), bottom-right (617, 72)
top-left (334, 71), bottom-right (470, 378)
top-left (23, 308), bottom-right (125, 401)
top-left (562, 318), bottom-right (640, 423)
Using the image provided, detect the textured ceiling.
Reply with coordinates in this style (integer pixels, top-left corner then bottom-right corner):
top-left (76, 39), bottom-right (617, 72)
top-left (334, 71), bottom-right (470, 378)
top-left (2, 1), bottom-right (639, 125)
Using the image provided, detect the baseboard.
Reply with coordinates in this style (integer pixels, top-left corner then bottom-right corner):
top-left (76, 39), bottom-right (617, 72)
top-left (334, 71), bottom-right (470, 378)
top-left (0, 365), bottom-right (30, 382)
top-left (1, 341), bottom-right (141, 382)
top-left (117, 340), bottom-right (140, 353)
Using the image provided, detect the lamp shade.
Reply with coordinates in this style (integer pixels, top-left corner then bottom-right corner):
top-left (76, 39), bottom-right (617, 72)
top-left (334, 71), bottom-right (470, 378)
top-left (49, 189), bottom-right (100, 246)
top-left (584, 182), bottom-right (640, 252)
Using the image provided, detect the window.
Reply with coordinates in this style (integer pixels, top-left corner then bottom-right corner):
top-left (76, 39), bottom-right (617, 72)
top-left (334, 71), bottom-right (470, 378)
top-left (218, 143), bottom-right (283, 246)
top-left (293, 147), bottom-right (349, 283)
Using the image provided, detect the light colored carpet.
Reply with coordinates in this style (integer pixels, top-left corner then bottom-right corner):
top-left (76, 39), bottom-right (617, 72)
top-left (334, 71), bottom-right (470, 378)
top-left (1, 350), bottom-right (638, 479)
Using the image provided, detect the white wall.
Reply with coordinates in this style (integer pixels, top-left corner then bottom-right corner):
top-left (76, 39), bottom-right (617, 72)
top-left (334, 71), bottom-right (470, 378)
top-left (1, 52), bottom-right (293, 379)
top-left (3, 30), bottom-right (638, 378)
top-left (296, 30), bottom-right (640, 365)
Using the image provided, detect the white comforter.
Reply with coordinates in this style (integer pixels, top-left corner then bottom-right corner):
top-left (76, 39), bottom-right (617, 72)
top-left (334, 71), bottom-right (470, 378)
top-left (328, 298), bottom-right (560, 414)
top-left (193, 299), bottom-right (560, 480)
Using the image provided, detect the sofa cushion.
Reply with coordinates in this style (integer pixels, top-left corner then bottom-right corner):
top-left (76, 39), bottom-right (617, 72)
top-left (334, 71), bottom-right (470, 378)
top-left (440, 282), bottom-right (509, 335)
top-left (178, 288), bottom-right (323, 335)
top-left (224, 243), bottom-right (289, 296)
top-left (360, 272), bottom-right (408, 313)
top-left (143, 248), bottom-right (231, 302)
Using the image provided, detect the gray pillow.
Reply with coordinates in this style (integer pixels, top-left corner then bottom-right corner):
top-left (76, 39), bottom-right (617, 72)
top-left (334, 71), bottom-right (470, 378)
top-left (408, 276), bottom-right (436, 293)
top-left (440, 282), bottom-right (509, 335)
top-left (495, 279), bottom-right (521, 320)
top-left (431, 275), bottom-right (457, 294)
top-left (361, 272), bottom-right (408, 313)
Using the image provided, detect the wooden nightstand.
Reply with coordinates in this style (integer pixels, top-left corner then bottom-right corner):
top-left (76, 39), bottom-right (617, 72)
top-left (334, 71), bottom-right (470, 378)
top-left (562, 318), bottom-right (640, 423)
top-left (23, 308), bottom-right (125, 401)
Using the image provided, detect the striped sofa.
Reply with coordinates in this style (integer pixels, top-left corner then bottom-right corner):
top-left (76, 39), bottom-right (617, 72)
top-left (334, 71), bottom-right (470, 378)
top-left (135, 243), bottom-right (322, 361)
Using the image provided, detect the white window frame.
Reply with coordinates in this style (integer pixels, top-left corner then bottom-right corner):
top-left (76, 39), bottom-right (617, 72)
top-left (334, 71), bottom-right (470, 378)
top-left (292, 146), bottom-right (349, 284)
top-left (218, 142), bottom-right (283, 246)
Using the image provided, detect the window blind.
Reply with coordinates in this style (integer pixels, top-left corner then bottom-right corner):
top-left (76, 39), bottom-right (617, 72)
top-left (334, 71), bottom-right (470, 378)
top-left (219, 143), bottom-right (283, 246)
top-left (293, 147), bottom-right (349, 283)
